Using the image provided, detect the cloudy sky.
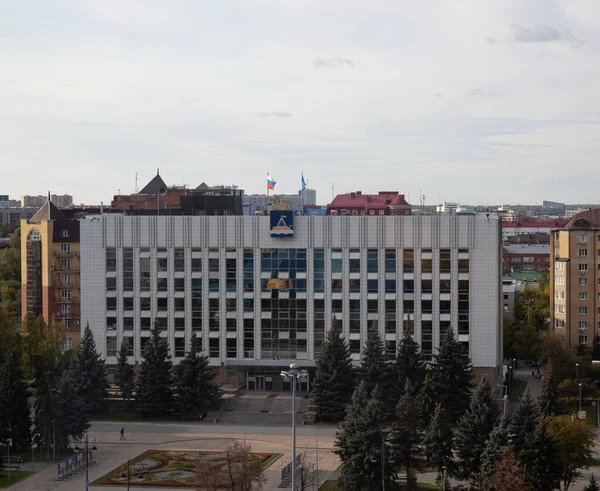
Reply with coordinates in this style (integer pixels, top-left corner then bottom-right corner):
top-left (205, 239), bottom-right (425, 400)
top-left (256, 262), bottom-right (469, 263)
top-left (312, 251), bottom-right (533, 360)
top-left (1, 0), bottom-right (599, 205)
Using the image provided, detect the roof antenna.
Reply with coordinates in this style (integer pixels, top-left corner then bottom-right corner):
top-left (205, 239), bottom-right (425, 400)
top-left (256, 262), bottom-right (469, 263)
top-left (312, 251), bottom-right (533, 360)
top-left (157, 167), bottom-right (160, 175)
top-left (47, 191), bottom-right (51, 202)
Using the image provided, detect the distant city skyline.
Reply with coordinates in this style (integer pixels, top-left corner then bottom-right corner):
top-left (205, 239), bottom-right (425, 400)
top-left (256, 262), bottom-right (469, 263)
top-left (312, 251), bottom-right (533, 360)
top-left (2, 1), bottom-right (600, 204)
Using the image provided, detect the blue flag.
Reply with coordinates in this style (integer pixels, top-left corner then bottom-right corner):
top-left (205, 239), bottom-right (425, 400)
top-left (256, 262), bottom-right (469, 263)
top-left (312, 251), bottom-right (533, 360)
top-left (301, 173), bottom-right (307, 190)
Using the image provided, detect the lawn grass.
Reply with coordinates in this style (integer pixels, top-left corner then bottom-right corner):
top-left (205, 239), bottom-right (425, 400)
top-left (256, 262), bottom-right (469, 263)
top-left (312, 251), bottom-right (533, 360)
top-left (508, 378), bottom-right (527, 402)
top-left (0, 471), bottom-right (33, 488)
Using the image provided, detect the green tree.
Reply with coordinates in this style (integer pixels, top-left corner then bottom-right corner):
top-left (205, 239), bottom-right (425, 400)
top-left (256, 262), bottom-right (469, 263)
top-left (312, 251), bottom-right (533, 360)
top-left (548, 415), bottom-right (597, 491)
top-left (395, 324), bottom-right (426, 397)
top-left (539, 359), bottom-right (561, 418)
top-left (592, 337), bottom-right (600, 361)
top-left (416, 373), bottom-right (436, 427)
top-left (73, 324), bottom-right (108, 414)
top-left (312, 317), bottom-right (355, 422)
top-left (136, 320), bottom-right (173, 417)
top-left (53, 364), bottom-right (90, 449)
top-left (335, 382), bottom-right (394, 491)
top-left (583, 475), bottom-right (600, 491)
top-left (478, 423), bottom-right (511, 491)
top-left (0, 341), bottom-right (31, 449)
top-left (389, 381), bottom-right (422, 489)
top-left (115, 339), bottom-right (135, 405)
top-left (520, 417), bottom-right (562, 491)
top-left (173, 334), bottom-right (221, 419)
top-left (422, 403), bottom-right (453, 483)
top-left (509, 388), bottom-right (540, 453)
top-left (360, 322), bottom-right (396, 417)
top-left (491, 452), bottom-right (531, 491)
top-left (515, 287), bottom-right (549, 331)
top-left (455, 379), bottom-right (501, 483)
top-left (431, 328), bottom-right (473, 422)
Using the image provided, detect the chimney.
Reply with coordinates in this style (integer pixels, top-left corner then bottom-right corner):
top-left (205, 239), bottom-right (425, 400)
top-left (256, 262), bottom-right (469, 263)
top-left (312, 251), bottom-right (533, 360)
top-left (356, 191), bottom-right (362, 195)
top-left (351, 192), bottom-right (356, 199)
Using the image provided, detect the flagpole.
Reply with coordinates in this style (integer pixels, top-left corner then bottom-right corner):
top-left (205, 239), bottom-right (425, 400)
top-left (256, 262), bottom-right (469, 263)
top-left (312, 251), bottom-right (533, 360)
top-left (266, 172), bottom-right (270, 212)
top-left (301, 174), bottom-right (305, 215)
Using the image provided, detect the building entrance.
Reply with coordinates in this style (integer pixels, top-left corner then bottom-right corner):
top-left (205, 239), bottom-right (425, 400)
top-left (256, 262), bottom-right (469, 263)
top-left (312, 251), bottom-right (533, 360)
top-left (247, 369), bottom-right (310, 392)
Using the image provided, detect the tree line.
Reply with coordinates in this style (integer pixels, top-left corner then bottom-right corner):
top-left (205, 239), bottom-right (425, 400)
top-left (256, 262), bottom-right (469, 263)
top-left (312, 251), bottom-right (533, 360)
top-left (312, 319), bottom-right (598, 491)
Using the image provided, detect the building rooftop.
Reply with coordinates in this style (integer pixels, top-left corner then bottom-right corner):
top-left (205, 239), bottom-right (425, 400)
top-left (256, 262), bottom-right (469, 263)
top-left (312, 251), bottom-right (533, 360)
top-left (503, 270), bottom-right (545, 283)
top-left (503, 244), bottom-right (550, 255)
top-left (29, 197), bottom-right (67, 224)
top-left (138, 170), bottom-right (168, 195)
top-left (329, 191), bottom-right (410, 209)
top-left (562, 209), bottom-right (600, 230)
top-left (502, 221), bottom-right (566, 228)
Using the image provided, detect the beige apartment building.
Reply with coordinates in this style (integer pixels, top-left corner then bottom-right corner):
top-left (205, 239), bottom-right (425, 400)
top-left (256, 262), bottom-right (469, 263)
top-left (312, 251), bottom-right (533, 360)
top-left (550, 209), bottom-right (600, 349)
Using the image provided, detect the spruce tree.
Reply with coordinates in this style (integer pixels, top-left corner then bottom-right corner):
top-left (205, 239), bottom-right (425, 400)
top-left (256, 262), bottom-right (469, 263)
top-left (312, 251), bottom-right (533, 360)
top-left (431, 328), bottom-right (473, 422)
top-left (592, 336), bottom-right (600, 361)
top-left (416, 373), bottom-right (436, 428)
top-left (173, 334), bottom-right (221, 419)
top-left (335, 382), bottom-right (394, 491)
top-left (73, 324), bottom-right (109, 414)
top-left (520, 417), bottom-right (562, 491)
top-left (509, 388), bottom-right (540, 453)
top-left (312, 317), bottom-right (355, 421)
top-left (455, 378), bottom-right (501, 483)
top-left (136, 320), bottom-right (173, 417)
top-left (54, 364), bottom-right (90, 449)
top-left (361, 322), bottom-right (396, 417)
top-left (478, 423), bottom-right (511, 490)
top-left (539, 359), bottom-right (561, 418)
top-left (395, 324), bottom-right (426, 397)
top-left (0, 344), bottom-right (31, 448)
top-left (422, 403), bottom-right (453, 483)
top-left (115, 339), bottom-right (135, 405)
top-left (389, 381), bottom-right (422, 489)
top-left (584, 475), bottom-right (600, 491)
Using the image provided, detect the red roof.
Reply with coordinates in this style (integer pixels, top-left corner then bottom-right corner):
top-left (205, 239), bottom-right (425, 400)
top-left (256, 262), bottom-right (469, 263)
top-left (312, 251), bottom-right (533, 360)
top-left (329, 192), bottom-right (410, 209)
top-left (502, 221), bottom-right (566, 228)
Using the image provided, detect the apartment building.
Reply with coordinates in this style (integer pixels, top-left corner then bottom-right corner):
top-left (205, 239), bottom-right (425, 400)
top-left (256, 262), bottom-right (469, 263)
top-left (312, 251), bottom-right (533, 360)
top-left (551, 209), bottom-right (600, 349)
top-left (80, 211), bottom-right (503, 389)
top-left (20, 198), bottom-right (81, 347)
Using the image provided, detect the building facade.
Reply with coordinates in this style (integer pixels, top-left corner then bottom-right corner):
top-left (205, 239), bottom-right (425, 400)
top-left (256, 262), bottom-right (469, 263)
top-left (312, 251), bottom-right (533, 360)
top-left (244, 189), bottom-right (317, 215)
top-left (20, 200), bottom-right (81, 347)
top-left (0, 207), bottom-right (37, 227)
top-left (551, 210), bottom-right (600, 349)
top-left (502, 244), bottom-right (550, 271)
top-left (22, 194), bottom-right (73, 208)
top-left (80, 214), bottom-right (503, 389)
top-left (327, 191), bottom-right (412, 216)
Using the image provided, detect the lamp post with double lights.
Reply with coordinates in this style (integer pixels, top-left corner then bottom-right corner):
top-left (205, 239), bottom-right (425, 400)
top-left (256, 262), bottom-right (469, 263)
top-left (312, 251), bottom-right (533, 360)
top-left (31, 433), bottom-right (41, 472)
top-left (73, 431), bottom-right (97, 491)
top-left (370, 434), bottom-right (394, 491)
top-left (280, 364), bottom-right (308, 491)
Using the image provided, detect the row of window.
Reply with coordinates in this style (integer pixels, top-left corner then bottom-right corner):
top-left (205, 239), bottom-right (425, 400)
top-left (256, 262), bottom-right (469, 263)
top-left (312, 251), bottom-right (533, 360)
top-left (555, 291), bottom-right (600, 301)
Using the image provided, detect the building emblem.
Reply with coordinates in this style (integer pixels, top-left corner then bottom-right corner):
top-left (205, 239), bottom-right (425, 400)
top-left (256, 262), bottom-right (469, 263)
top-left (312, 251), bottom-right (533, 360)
top-left (270, 210), bottom-right (294, 238)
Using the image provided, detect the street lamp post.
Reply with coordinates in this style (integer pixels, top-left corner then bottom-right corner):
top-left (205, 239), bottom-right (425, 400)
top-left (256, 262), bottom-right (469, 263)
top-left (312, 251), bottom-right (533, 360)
top-left (6, 438), bottom-right (12, 485)
top-left (31, 433), bottom-right (40, 472)
top-left (74, 431), bottom-right (97, 491)
top-left (576, 363), bottom-right (580, 381)
top-left (442, 465), bottom-right (447, 491)
top-left (579, 383), bottom-right (583, 412)
top-left (52, 419), bottom-right (56, 463)
top-left (280, 363), bottom-right (308, 491)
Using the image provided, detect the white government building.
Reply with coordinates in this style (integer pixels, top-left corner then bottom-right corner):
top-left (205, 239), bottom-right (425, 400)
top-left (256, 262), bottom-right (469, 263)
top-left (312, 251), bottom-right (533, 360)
top-left (80, 213), bottom-right (503, 391)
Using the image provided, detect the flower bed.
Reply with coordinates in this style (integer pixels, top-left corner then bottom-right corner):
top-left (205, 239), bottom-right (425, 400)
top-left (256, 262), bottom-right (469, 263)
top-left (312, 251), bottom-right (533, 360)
top-left (93, 450), bottom-right (281, 487)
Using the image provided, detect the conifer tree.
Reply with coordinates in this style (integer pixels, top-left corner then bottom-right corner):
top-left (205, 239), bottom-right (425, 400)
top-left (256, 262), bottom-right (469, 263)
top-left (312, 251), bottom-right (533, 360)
top-left (539, 359), bottom-right (561, 417)
top-left (335, 382), bottom-right (394, 491)
top-left (173, 334), bottom-right (221, 419)
top-left (389, 380), bottom-right (422, 489)
top-left (478, 423), bottom-right (512, 490)
top-left (455, 378), bottom-right (501, 483)
top-left (431, 328), bottom-right (473, 422)
top-left (54, 364), bottom-right (90, 449)
top-left (583, 475), bottom-right (600, 491)
top-left (312, 317), bottom-right (355, 421)
top-left (520, 417), bottom-right (562, 491)
top-left (395, 321), bottom-right (426, 397)
top-left (422, 403), bottom-right (453, 483)
top-left (0, 344), bottom-right (31, 448)
top-left (509, 388), bottom-right (540, 453)
top-left (416, 373), bottom-right (436, 428)
top-left (73, 324), bottom-right (109, 414)
top-left (361, 322), bottom-right (396, 417)
top-left (136, 320), bottom-right (173, 417)
top-left (115, 339), bottom-right (135, 405)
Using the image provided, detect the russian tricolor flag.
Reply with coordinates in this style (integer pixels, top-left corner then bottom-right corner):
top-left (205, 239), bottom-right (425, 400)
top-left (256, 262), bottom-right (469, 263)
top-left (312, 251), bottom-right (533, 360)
top-left (267, 173), bottom-right (276, 190)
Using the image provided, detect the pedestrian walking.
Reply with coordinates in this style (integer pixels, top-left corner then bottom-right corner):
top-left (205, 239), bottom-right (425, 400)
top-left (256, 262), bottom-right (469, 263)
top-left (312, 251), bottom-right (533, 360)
top-left (120, 428), bottom-right (125, 440)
